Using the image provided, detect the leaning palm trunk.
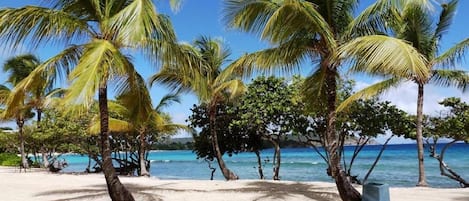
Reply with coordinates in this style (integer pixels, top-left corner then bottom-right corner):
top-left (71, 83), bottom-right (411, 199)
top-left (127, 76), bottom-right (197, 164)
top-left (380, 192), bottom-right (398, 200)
top-left (325, 67), bottom-right (361, 201)
top-left (139, 129), bottom-right (150, 177)
top-left (98, 85), bottom-right (135, 201)
top-left (416, 83), bottom-right (428, 186)
top-left (17, 118), bottom-right (28, 169)
top-left (208, 105), bottom-right (238, 180)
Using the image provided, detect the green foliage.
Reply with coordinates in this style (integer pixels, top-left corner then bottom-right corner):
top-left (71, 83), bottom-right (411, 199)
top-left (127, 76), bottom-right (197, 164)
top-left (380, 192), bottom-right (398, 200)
top-left (188, 103), bottom-right (250, 160)
top-left (0, 153), bottom-right (21, 166)
top-left (346, 99), bottom-right (413, 138)
top-left (31, 108), bottom-right (93, 154)
top-left (234, 76), bottom-right (308, 139)
top-left (0, 132), bottom-right (18, 153)
top-left (430, 97), bottom-right (469, 142)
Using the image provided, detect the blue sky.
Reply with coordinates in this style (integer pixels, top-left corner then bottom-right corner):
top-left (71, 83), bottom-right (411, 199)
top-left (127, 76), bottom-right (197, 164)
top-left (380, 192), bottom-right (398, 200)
top-left (1, 0), bottom-right (469, 143)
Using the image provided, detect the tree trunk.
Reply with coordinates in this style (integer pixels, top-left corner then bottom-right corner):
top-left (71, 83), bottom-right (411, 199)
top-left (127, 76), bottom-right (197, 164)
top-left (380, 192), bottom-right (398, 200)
top-left (416, 83), bottom-right (428, 186)
top-left (17, 118), bottom-right (28, 169)
top-left (208, 104), bottom-right (238, 180)
top-left (36, 108), bottom-right (42, 128)
top-left (324, 66), bottom-right (361, 201)
top-left (254, 150), bottom-right (264, 179)
top-left (41, 147), bottom-right (49, 168)
top-left (432, 140), bottom-right (469, 187)
top-left (139, 129), bottom-right (150, 177)
top-left (363, 135), bottom-right (394, 184)
top-left (268, 138), bottom-right (281, 180)
top-left (98, 85), bottom-right (135, 201)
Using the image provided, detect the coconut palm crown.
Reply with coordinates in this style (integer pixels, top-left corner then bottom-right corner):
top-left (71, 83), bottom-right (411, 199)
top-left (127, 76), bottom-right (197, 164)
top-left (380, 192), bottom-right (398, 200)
top-left (150, 36), bottom-right (246, 180)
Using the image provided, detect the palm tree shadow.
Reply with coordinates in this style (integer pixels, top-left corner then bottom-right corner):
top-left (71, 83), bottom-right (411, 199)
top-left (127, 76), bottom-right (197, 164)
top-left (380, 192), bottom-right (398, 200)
top-left (34, 181), bottom-right (340, 201)
top-left (220, 181), bottom-right (340, 201)
top-left (34, 183), bottom-right (178, 201)
top-left (452, 193), bottom-right (469, 201)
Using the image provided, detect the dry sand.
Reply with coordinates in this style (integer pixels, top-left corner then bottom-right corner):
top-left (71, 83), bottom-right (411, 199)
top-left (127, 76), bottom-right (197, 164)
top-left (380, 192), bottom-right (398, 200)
top-left (1, 167), bottom-right (468, 201)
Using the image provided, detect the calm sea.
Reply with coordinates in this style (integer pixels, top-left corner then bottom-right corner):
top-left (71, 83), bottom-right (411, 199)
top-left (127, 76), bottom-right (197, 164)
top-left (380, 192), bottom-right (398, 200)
top-left (62, 143), bottom-right (469, 187)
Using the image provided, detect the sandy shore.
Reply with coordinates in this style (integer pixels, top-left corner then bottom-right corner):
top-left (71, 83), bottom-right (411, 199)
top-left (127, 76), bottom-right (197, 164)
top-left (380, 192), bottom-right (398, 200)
top-left (1, 167), bottom-right (468, 201)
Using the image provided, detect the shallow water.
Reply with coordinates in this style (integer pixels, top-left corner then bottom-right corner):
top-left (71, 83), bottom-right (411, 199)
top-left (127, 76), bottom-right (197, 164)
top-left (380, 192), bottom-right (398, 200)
top-left (62, 143), bottom-right (469, 187)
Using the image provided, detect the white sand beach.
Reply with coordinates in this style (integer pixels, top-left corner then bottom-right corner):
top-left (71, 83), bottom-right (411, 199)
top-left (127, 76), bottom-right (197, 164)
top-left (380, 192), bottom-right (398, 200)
top-left (1, 167), bottom-right (468, 201)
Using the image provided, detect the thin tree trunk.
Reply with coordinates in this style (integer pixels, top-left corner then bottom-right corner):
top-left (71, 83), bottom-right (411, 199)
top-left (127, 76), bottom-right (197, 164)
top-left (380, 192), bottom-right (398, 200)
top-left (41, 147), bottom-right (49, 168)
top-left (268, 138), bottom-right (281, 180)
top-left (363, 135), bottom-right (394, 184)
top-left (254, 150), bottom-right (264, 179)
top-left (208, 104), bottom-right (238, 180)
top-left (139, 129), bottom-right (150, 177)
top-left (432, 140), bottom-right (469, 187)
top-left (324, 66), bottom-right (361, 201)
top-left (98, 85), bottom-right (135, 201)
top-left (347, 137), bottom-right (369, 176)
top-left (416, 83), bottom-right (428, 186)
top-left (17, 118), bottom-right (28, 169)
top-left (36, 108), bottom-right (42, 129)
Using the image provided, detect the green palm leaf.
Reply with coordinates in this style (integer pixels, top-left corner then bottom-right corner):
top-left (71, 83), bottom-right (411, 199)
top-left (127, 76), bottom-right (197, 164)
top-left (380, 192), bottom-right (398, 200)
top-left (435, 38), bottom-right (469, 68)
top-left (340, 35), bottom-right (430, 81)
top-left (430, 70), bottom-right (469, 92)
top-left (0, 6), bottom-right (89, 49)
top-left (337, 77), bottom-right (402, 112)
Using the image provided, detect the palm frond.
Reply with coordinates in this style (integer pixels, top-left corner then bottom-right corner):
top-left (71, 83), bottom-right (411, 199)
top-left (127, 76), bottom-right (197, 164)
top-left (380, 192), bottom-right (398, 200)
top-left (214, 79), bottom-right (246, 101)
top-left (169, 0), bottom-right (183, 12)
top-left (430, 69), bottom-right (469, 92)
top-left (115, 71), bottom-right (154, 125)
top-left (0, 6), bottom-right (89, 49)
top-left (302, 66), bottom-right (327, 112)
top-left (155, 92), bottom-right (181, 113)
top-left (225, 37), bottom-right (316, 78)
top-left (0, 85), bottom-right (11, 105)
top-left (224, 0), bottom-right (336, 49)
top-left (336, 77), bottom-right (402, 112)
top-left (110, 0), bottom-right (176, 48)
top-left (64, 39), bottom-right (122, 108)
top-left (89, 117), bottom-right (133, 135)
top-left (340, 35), bottom-right (430, 81)
top-left (435, 38), bottom-right (469, 69)
top-left (432, 0), bottom-right (458, 47)
top-left (345, 0), bottom-right (399, 38)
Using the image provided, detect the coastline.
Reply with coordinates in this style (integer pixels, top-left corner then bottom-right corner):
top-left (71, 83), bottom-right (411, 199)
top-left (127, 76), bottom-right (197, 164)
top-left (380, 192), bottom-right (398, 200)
top-left (1, 167), bottom-right (468, 201)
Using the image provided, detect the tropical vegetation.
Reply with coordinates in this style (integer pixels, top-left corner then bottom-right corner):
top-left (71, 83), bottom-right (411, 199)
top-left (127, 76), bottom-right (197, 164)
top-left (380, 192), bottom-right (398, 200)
top-left (0, 0), bottom-right (468, 201)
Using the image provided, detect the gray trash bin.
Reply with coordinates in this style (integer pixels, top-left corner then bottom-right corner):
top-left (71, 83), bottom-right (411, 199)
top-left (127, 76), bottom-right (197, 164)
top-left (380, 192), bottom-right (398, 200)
top-left (362, 182), bottom-right (390, 201)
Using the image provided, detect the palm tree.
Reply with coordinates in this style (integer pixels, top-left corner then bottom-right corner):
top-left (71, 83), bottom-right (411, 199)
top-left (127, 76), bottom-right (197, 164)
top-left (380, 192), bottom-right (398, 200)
top-left (0, 1), bottom-right (182, 200)
top-left (338, 0), bottom-right (469, 186)
top-left (223, 0), bottom-right (429, 200)
top-left (150, 36), bottom-right (246, 180)
top-left (0, 54), bottom-right (39, 169)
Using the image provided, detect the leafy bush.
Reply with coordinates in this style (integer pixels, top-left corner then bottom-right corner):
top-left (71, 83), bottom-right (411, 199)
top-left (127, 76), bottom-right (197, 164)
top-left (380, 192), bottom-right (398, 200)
top-left (0, 153), bottom-right (21, 166)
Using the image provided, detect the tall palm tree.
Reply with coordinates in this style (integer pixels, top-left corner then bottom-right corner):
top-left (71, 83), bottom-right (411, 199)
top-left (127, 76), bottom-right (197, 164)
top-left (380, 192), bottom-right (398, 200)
top-left (0, 54), bottom-right (39, 169)
top-left (0, 1), bottom-right (182, 200)
top-left (224, 0), bottom-right (428, 200)
top-left (338, 0), bottom-right (469, 186)
top-left (150, 36), bottom-right (246, 180)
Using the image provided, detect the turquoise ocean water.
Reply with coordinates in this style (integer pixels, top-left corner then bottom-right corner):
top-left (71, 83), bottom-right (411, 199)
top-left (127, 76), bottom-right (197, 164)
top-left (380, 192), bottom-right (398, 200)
top-left (61, 143), bottom-right (469, 187)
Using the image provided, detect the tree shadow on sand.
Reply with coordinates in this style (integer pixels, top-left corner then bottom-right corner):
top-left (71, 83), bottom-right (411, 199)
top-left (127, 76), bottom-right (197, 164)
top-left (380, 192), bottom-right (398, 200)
top-left (222, 181), bottom-right (340, 201)
top-left (35, 181), bottom-right (339, 201)
top-left (452, 193), bottom-right (469, 201)
top-left (33, 183), bottom-right (180, 201)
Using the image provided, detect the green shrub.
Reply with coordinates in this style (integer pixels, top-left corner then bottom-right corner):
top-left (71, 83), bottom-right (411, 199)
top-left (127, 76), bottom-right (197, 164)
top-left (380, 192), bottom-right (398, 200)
top-left (0, 153), bottom-right (21, 166)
